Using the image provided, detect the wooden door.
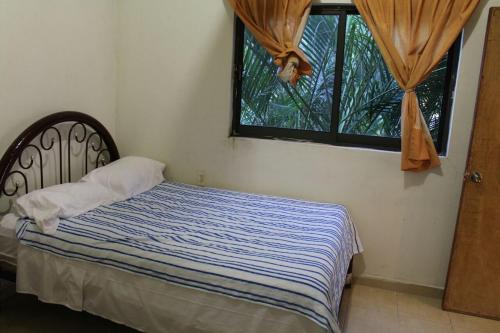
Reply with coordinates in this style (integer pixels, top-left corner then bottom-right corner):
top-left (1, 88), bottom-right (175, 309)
top-left (443, 8), bottom-right (500, 319)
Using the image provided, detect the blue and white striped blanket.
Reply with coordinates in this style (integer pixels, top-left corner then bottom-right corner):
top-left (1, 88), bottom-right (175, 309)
top-left (16, 182), bottom-right (362, 332)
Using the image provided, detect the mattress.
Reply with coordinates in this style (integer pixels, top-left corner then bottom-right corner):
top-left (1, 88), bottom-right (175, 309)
top-left (16, 182), bottom-right (362, 333)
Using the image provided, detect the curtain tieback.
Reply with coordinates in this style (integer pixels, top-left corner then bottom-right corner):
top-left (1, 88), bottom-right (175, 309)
top-left (275, 47), bottom-right (307, 67)
top-left (405, 88), bottom-right (415, 94)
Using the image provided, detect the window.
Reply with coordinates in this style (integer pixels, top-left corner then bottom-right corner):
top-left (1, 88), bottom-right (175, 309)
top-left (231, 5), bottom-right (460, 153)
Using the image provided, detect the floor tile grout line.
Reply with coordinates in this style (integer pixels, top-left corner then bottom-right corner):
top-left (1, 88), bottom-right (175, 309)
top-left (444, 303), bottom-right (453, 327)
top-left (446, 310), bottom-right (458, 332)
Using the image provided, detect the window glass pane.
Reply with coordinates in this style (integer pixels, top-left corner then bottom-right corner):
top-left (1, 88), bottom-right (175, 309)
top-left (339, 15), bottom-right (448, 140)
top-left (240, 15), bottom-right (339, 132)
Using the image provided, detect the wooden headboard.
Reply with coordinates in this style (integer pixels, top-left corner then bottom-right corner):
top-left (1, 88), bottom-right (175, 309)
top-left (0, 111), bottom-right (119, 198)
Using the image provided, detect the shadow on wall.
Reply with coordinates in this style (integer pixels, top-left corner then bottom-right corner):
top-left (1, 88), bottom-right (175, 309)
top-left (404, 166), bottom-right (444, 188)
top-left (162, 3), bottom-right (239, 187)
top-left (464, 0), bottom-right (489, 43)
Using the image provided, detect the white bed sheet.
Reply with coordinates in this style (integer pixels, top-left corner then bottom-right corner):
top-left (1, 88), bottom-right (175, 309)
top-left (0, 214), bottom-right (18, 265)
top-left (16, 244), bottom-right (326, 333)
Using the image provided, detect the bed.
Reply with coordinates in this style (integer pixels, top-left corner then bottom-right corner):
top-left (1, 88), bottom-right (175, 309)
top-left (0, 112), bottom-right (362, 333)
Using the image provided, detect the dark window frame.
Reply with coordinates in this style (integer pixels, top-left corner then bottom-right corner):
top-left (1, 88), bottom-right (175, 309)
top-left (231, 4), bottom-right (461, 154)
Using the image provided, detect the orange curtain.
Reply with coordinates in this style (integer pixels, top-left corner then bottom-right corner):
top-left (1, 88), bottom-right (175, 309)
top-left (352, 0), bottom-right (479, 171)
top-left (228, 0), bottom-right (312, 86)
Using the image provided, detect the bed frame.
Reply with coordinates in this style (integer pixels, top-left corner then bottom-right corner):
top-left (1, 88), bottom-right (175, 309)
top-left (0, 111), bottom-right (354, 327)
top-left (0, 111), bottom-right (119, 280)
top-left (0, 111), bottom-right (119, 197)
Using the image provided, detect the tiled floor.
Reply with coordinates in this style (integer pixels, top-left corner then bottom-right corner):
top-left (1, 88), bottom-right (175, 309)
top-left (1, 278), bottom-right (500, 332)
top-left (343, 284), bottom-right (500, 333)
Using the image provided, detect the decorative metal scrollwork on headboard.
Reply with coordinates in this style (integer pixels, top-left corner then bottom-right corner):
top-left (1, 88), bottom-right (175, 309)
top-left (0, 111), bottom-right (120, 198)
top-left (86, 132), bottom-right (109, 174)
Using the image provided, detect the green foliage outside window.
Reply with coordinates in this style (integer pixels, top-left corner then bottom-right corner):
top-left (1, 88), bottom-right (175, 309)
top-left (240, 14), bottom-right (448, 140)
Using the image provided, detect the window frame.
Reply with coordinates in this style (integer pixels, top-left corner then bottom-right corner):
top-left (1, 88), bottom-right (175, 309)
top-left (231, 4), bottom-right (461, 154)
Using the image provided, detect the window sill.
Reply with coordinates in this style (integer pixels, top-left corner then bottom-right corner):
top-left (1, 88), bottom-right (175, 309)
top-left (229, 134), bottom-right (448, 158)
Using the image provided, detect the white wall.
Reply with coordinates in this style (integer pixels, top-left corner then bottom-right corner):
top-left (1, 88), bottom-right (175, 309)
top-left (0, 0), bottom-right (118, 154)
top-left (116, 0), bottom-right (500, 289)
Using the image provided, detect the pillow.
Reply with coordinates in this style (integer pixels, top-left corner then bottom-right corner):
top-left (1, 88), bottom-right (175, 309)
top-left (81, 156), bottom-right (165, 199)
top-left (14, 182), bottom-right (120, 234)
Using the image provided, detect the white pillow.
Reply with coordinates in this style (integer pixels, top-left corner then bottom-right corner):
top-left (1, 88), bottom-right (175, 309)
top-left (81, 156), bottom-right (165, 199)
top-left (14, 182), bottom-right (120, 234)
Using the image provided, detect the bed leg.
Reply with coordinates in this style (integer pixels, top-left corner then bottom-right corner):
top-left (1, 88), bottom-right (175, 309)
top-left (345, 258), bottom-right (353, 289)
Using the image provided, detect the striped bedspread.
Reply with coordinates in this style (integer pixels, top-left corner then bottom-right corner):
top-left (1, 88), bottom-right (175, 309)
top-left (16, 182), bottom-right (362, 332)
